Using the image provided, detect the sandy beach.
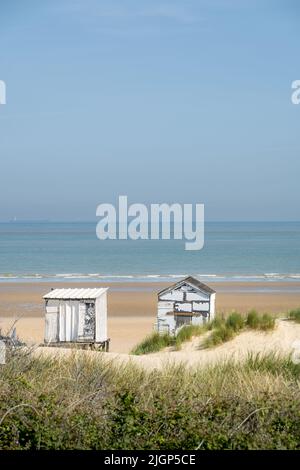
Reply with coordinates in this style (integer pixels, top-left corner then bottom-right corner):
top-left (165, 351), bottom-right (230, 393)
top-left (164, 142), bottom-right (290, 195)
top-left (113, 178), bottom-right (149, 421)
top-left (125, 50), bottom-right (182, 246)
top-left (35, 319), bottom-right (300, 371)
top-left (1, 281), bottom-right (300, 353)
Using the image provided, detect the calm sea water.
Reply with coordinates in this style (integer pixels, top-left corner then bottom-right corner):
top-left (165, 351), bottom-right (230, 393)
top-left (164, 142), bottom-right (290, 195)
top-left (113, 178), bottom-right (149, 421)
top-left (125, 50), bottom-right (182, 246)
top-left (0, 222), bottom-right (299, 283)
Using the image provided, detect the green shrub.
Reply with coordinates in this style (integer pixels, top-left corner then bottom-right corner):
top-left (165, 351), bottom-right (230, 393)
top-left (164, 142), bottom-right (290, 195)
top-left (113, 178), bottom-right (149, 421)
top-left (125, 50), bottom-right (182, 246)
top-left (289, 308), bottom-right (300, 323)
top-left (0, 349), bottom-right (300, 449)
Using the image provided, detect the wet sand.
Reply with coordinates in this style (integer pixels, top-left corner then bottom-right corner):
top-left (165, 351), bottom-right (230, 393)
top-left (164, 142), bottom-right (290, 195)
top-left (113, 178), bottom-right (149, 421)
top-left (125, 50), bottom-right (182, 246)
top-left (1, 281), bottom-right (300, 353)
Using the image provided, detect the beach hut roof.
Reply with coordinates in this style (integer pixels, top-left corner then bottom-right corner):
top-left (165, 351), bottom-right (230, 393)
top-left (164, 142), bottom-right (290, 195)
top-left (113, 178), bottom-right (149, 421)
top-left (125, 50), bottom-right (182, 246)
top-left (158, 276), bottom-right (216, 296)
top-left (43, 288), bottom-right (108, 300)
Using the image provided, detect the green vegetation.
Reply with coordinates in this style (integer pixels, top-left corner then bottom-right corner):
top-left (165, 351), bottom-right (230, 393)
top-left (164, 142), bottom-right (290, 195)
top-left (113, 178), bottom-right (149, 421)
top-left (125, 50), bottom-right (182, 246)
top-left (174, 324), bottom-right (207, 350)
top-left (132, 324), bottom-right (207, 354)
top-left (225, 311), bottom-right (244, 332)
top-left (245, 351), bottom-right (300, 378)
top-left (0, 349), bottom-right (299, 449)
top-left (207, 316), bottom-right (225, 330)
top-left (289, 308), bottom-right (300, 323)
top-left (175, 324), bottom-right (206, 342)
top-left (246, 309), bottom-right (260, 329)
top-left (204, 324), bottom-right (235, 347)
top-left (131, 332), bottom-right (174, 355)
top-left (246, 310), bottom-right (275, 331)
top-left (205, 311), bottom-right (276, 348)
top-left (205, 311), bottom-right (245, 348)
top-left (259, 313), bottom-right (276, 331)
top-left (133, 310), bottom-right (279, 354)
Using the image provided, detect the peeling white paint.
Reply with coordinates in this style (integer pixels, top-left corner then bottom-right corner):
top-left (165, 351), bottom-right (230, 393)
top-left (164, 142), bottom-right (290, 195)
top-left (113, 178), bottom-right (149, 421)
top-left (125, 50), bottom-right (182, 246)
top-left (156, 278), bottom-right (216, 335)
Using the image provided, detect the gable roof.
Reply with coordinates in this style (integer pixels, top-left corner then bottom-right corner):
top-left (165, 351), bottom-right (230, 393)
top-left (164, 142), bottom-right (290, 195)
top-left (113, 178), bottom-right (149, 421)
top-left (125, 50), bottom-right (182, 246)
top-left (44, 288), bottom-right (108, 300)
top-left (158, 276), bottom-right (216, 297)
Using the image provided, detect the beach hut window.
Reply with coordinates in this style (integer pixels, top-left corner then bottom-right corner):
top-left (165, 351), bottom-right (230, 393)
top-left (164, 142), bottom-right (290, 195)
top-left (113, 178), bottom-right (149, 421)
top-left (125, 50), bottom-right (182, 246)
top-left (176, 315), bottom-right (192, 328)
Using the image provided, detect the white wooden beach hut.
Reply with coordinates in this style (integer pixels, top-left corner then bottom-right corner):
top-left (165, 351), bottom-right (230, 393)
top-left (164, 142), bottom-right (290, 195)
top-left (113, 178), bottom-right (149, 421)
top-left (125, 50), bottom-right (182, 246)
top-left (43, 288), bottom-right (109, 350)
top-left (156, 276), bottom-right (216, 335)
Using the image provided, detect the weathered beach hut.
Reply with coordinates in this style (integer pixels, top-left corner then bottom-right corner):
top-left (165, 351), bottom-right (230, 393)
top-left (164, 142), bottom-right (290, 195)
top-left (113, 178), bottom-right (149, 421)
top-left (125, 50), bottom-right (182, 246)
top-left (43, 288), bottom-right (109, 350)
top-left (156, 276), bottom-right (216, 335)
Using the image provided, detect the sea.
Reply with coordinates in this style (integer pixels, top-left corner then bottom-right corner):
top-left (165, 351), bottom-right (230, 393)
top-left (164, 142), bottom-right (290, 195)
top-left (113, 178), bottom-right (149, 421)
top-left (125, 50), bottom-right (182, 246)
top-left (0, 221), bottom-right (299, 284)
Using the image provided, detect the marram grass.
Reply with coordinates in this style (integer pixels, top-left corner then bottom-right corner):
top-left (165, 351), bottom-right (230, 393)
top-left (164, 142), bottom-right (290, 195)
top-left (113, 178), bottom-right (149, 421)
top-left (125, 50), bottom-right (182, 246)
top-left (205, 311), bottom-right (276, 348)
top-left (0, 348), bottom-right (299, 449)
top-left (289, 308), bottom-right (300, 323)
top-left (131, 324), bottom-right (207, 354)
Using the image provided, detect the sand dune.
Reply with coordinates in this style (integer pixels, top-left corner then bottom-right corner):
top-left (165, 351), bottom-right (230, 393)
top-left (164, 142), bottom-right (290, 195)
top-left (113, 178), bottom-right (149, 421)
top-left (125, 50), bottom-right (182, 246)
top-left (34, 320), bottom-right (300, 371)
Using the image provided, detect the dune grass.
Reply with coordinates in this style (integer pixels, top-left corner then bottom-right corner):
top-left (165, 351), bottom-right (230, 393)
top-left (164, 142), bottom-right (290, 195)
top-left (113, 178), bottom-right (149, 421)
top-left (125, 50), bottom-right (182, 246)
top-left (204, 311), bottom-right (275, 348)
top-left (174, 324), bottom-right (208, 350)
top-left (246, 310), bottom-right (275, 331)
top-left (225, 311), bottom-right (244, 332)
top-left (0, 348), bottom-right (299, 449)
top-left (131, 324), bottom-right (208, 354)
top-left (288, 308), bottom-right (300, 323)
top-left (133, 310), bottom-right (278, 353)
top-left (131, 332), bottom-right (174, 355)
top-left (204, 324), bottom-right (235, 347)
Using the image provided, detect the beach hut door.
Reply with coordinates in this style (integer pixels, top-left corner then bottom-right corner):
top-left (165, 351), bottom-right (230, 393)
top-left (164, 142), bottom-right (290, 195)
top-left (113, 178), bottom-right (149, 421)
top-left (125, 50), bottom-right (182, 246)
top-left (78, 302), bottom-right (95, 341)
top-left (45, 312), bottom-right (58, 343)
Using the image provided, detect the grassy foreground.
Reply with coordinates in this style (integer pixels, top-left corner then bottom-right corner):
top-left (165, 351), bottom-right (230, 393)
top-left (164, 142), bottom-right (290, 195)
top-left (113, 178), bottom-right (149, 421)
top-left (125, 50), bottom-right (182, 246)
top-left (0, 349), bottom-right (300, 449)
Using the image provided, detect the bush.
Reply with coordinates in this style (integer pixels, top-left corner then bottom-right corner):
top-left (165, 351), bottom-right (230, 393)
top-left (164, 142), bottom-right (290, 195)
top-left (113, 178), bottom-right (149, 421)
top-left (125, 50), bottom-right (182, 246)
top-left (289, 308), bottom-right (300, 323)
top-left (1, 350), bottom-right (300, 449)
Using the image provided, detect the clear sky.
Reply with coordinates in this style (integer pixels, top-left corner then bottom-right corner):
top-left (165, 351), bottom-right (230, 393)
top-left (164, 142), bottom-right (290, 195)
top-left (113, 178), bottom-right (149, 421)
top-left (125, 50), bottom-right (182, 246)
top-left (0, 0), bottom-right (299, 221)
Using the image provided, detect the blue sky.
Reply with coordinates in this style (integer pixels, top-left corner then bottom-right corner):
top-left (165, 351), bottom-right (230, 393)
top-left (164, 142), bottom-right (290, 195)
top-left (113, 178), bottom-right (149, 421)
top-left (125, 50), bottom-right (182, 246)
top-left (0, 0), bottom-right (299, 221)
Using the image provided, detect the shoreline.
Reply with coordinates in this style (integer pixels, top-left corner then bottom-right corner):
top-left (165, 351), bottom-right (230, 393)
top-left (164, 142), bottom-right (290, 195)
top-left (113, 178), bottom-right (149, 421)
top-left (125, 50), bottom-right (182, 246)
top-left (1, 275), bottom-right (300, 283)
top-left (1, 280), bottom-right (300, 291)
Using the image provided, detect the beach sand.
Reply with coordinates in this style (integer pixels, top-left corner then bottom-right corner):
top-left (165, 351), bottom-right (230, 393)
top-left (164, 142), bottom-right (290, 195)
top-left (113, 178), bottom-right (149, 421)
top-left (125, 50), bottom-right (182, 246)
top-left (1, 281), bottom-right (300, 353)
top-left (36, 319), bottom-right (300, 371)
